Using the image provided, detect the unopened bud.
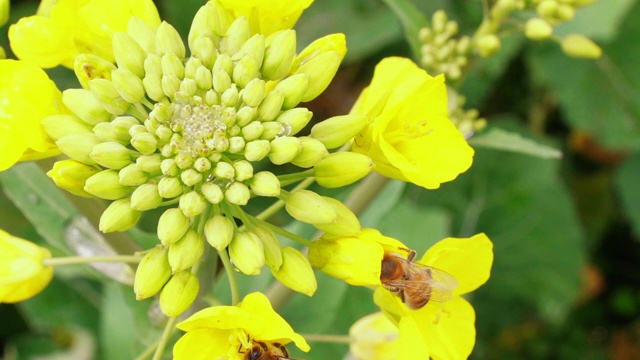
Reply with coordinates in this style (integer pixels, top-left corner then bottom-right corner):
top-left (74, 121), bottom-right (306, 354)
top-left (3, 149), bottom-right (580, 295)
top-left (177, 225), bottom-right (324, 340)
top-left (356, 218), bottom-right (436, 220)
top-left (89, 141), bottom-right (131, 169)
top-left (229, 231), bottom-right (265, 275)
top-left (201, 182), bottom-right (224, 204)
top-left (157, 208), bottom-right (190, 246)
top-left (73, 54), bottom-right (116, 89)
top-left (112, 68), bottom-right (146, 103)
top-left (271, 247), bottom-right (317, 296)
top-left (233, 160), bottom-right (253, 181)
top-left (220, 17), bottom-right (250, 56)
top-left (262, 30), bottom-right (296, 80)
top-left (130, 183), bottom-right (163, 211)
top-left (204, 215), bottom-right (236, 250)
top-left (131, 132), bottom-right (158, 155)
top-left (276, 108), bottom-right (313, 136)
top-left (292, 137), bottom-right (328, 168)
top-left (158, 177), bottom-right (183, 198)
top-left (56, 134), bottom-right (101, 165)
top-left (525, 18), bottom-right (553, 40)
top-left (294, 51), bottom-right (342, 102)
top-left (179, 191), bottom-right (207, 217)
top-left (252, 226), bottom-right (283, 270)
top-left (257, 91), bottom-right (284, 121)
top-left (99, 198), bottom-right (141, 232)
top-left (134, 246), bottom-right (172, 300)
top-left (313, 196), bottom-right (361, 237)
top-left (62, 89), bottom-right (113, 125)
top-left (285, 190), bottom-right (337, 224)
top-left (156, 21), bottom-right (186, 58)
top-left (476, 34), bottom-right (501, 57)
top-left (112, 32), bottom-right (146, 78)
top-left (136, 154), bottom-right (162, 174)
top-left (274, 73), bottom-right (310, 109)
top-left (561, 34), bottom-right (602, 59)
top-left (241, 121), bottom-right (264, 141)
top-left (244, 140), bottom-right (271, 161)
top-left (85, 170), bottom-right (133, 200)
top-left (242, 78), bottom-right (266, 107)
top-left (169, 230), bottom-right (204, 272)
top-left (159, 271), bottom-right (199, 317)
top-left (314, 152), bottom-right (374, 188)
top-left (119, 163), bottom-right (150, 186)
top-left (310, 114), bottom-right (368, 149)
top-left (128, 17), bottom-right (156, 54)
top-left (47, 160), bottom-right (99, 198)
top-left (249, 171), bottom-right (281, 197)
top-left (41, 114), bottom-right (92, 141)
top-left (268, 137), bottom-right (302, 165)
top-left (233, 55), bottom-right (260, 89)
top-left (224, 182), bottom-right (250, 205)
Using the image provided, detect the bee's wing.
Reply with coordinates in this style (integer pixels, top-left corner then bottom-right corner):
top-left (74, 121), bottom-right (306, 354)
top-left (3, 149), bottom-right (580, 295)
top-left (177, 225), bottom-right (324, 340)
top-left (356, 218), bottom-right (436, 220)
top-left (391, 264), bottom-right (459, 303)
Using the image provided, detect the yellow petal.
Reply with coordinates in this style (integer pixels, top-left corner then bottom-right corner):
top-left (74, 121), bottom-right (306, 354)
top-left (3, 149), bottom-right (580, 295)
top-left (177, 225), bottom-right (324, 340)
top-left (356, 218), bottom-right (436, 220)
top-left (349, 312), bottom-right (399, 360)
top-left (0, 60), bottom-right (64, 171)
top-left (177, 305), bottom-right (251, 332)
top-left (216, 0), bottom-right (313, 35)
top-left (412, 296), bottom-right (476, 360)
top-left (419, 233), bottom-right (493, 295)
top-left (9, 16), bottom-right (76, 68)
top-left (397, 315), bottom-right (429, 360)
top-left (173, 328), bottom-right (233, 360)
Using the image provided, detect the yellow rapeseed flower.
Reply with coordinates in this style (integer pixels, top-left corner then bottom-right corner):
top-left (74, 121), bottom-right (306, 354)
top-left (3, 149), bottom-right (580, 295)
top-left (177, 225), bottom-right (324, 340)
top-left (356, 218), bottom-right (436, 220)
top-left (173, 292), bottom-right (309, 360)
top-left (374, 233), bottom-right (493, 360)
top-left (0, 59), bottom-right (66, 171)
top-left (8, 0), bottom-right (160, 68)
top-left (215, 0), bottom-right (313, 36)
top-left (351, 57), bottom-right (474, 189)
top-left (0, 229), bottom-right (54, 303)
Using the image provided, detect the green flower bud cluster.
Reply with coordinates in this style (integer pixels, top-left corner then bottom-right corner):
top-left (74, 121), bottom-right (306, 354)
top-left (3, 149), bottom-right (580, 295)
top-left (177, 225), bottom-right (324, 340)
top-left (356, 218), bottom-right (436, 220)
top-left (447, 89), bottom-right (486, 138)
top-left (533, 0), bottom-right (594, 24)
top-left (418, 10), bottom-right (471, 80)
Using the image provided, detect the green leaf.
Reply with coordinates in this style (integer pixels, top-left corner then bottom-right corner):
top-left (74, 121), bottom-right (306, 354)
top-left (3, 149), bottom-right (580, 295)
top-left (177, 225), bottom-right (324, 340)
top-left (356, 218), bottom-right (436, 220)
top-left (614, 151), bottom-right (640, 238)
top-left (469, 127), bottom-right (563, 159)
top-left (527, 1), bottom-right (640, 150)
top-left (380, 0), bottom-right (429, 60)
top-left (555, 0), bottom-right (638, 42)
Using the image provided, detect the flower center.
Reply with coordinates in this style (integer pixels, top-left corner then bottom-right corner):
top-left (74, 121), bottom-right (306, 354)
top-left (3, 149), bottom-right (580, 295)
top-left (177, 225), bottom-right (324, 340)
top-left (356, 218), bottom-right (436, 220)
top-left (384, 120), bottom-right (434, 145)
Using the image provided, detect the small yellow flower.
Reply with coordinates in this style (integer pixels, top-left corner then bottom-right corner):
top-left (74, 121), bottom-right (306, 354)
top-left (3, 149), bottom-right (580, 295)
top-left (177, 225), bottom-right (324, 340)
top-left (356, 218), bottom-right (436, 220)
top-left (349, 312), bottom-right (399, 360)
top-left (173, 292), bottom-right (309, 360)
top-left (351, 57), bottom-right (474, 189)
top-left (8, 0), bottom-right (160, 68)
top-left (0, 229), bottom-right (54, 303)
top-left (0, 59), bottom-right (65, 171)
top-left (374, 233), bottom-right (493, 360)
top-left (215, 0), bottom-right (313, 36)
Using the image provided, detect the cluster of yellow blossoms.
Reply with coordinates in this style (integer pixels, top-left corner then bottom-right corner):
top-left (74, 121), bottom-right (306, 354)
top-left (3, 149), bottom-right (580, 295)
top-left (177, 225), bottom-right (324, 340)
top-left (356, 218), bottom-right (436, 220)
top-left (0, 0), bottom-right (496, 359)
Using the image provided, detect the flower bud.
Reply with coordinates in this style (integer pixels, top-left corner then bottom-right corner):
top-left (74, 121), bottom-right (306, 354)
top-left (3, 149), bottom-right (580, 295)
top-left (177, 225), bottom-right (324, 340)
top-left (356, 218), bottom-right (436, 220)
top-left (308, 235), bottom-right (383, 286)
top-left (292, 137), bottom-right (328, 168)
top-left (89, 142), bottom-right (131, 170)
top-left (112, 116), bottom-right (141, 141)
top-left (314, 196), bottom-right (361, 237)
top-left (41, 114), bottom-right (92, 141)
top-left (314, 152), bottom-right (374, 188)
top-left (128, 17), bottom-right (156, 54)
top-left (158, 208), bottom-right (190, 246)
top-left (252, 226), bottom-right (283, 270)
top-left (99, 198), bottom-right (141, 232)
top-left (476, 34), bottom-right (501, 57)
top-left (162, 53), bottom-right (185, 78)
top-left (179, 191), bottom-right (207, 217)
top-left (130, 183), bottom-right (163, 211)
top-left (89, 78), bottom-right (129, 115)
top-left (561, 34), bottom-right (602, 59)
top-left (228, 136), bottom-right (246, 153)
top-left (524, 18), bottom-right (553, 41)
top-left (268, 137), bottom-right (302, 165)
top-left (136, 154), bottom-right (163, 174)
top-left (62, 89), bottom-right (113, 125)
top-left (118, 163), bottom-right (149, 187)
top-left (169, 230), bottom-right (204, 272)
top-left (274, 73), bottom-right (309, 109)
top-left (242, 78), bottom-right (266, 107)
top-left (85, 170), bottom-right (133, 200)
top-left (159, 271), bottom-right (199, 317)
top-left (204, 215), bottom-right (236, 250)
top-left (112, 68), bottom-right (146, 103)
top-left (257, 90), bottom-right (284, 121)
top-left (310, 114), bottom-right (368, 149)
top-left (225, 182), bottom-right (250, 205)
top-left (113, 32), bottom-right (146, 78)
top-left (201, 182), bottom-right (224, 204)
top-left (292, 33), bottom-right (347, 72)
top-left (285, 190), bottom-right (337, 224)
top-left (271, 247), bottom-right (317, 296)
top-left (556, 4), bottom-right (575, 21)
top-left (188, 2), bottom-right (217, 49)
top-left (158, 177), bottom-right (183, 198)
top-left (294, 51), bottom-right (342, 102)
top-left (244, 139), bottom-right (271, 161)
top-left (233, 160), bottom-right (254, 181)
top-left (229, 231), bottom-right (265, 275)
top-left (156, 21), bottom-right (186, 58)
top-left (220, 17), bottom-right (250, 56)
top-left (238, 33), bottom-right (265, 67)
top-left (73, 54), bottom-right (116, 89)
top-left (262, 30), bottom-right (296, 80)
top-left (241, 121), bottom-right (264, 141)
top-left (131, 132), bottom-right (158, 155)
top-left (134, 246), bottom-right (172, 300)
top-left (56, 133), bottom-right (101, 165)
top-left (249, 171), bottom-right (281, 197)
top-left (47, 160), bottom-right (99, 198)
top-left (144, 74), bottom-right (165, 101)
top-left (233, 55), bottom-right (259, 89)
top-left (276, 108), bottom-right (313, 136)
top-left (162, 74), bottom-right (181, 97)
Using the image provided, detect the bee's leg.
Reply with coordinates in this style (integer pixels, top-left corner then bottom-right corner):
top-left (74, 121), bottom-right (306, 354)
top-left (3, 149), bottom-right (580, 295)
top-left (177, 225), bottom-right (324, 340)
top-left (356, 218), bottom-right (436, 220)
top-left (407, 250), bottom-right (417, 262)
top-left (398, 289), bottom-right (406, 304)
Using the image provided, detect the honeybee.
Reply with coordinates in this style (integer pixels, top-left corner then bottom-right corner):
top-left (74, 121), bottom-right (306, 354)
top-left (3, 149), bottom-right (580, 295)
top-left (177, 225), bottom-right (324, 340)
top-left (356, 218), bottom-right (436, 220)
top-left (243, 341), bottom-right (294, 360)
top-left (380, 249), bottom-right (458, 309)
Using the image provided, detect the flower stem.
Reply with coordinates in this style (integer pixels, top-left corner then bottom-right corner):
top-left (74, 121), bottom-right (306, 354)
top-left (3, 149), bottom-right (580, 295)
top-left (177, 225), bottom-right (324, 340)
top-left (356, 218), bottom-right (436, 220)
top-left (253, 217), bottom-right (313, 247)
top-left (217, 248), bottom-right (240, 305)
top-left (134, 339), bottom-right (160, 360)
top-left (277, 169), bottom-right (315, 186)
top-left (151, 316), bottom-right (179, 360)
top-left (42, 255), bottom-right (140, 266)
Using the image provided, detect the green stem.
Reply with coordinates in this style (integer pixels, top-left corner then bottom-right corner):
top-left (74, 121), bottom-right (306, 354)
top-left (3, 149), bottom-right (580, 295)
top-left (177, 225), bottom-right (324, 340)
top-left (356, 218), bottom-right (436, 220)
top-left (151, 316), bottom-right (179, 360)
top-left (42, 255), bottom-right (140, 266)
top-left (277, 169), bottom-right (315, 184)
top-left (134, 339), bottom-right (160, 360)
top-left (217, 249), bottom-right (240, 305)
top-left (253, 217), bottom-right (313, 247)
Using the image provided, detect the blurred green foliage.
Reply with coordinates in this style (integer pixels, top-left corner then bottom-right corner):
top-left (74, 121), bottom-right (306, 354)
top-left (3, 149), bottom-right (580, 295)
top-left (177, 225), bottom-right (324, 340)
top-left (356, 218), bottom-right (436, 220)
top-left (2, 0), bottom-right (640, 359)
